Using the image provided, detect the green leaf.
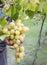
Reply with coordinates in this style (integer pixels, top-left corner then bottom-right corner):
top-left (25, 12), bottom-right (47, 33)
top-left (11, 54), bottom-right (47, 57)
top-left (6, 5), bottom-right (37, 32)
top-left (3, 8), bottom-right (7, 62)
top-left (21, 0), bottom-right (40, 11)
top-left (15, 4), bottom-right (21, 10)
top-left (13, 0), bottom-right (21, 3)
top-left (0, 25), bottom-right (2, 35)
top-left (25, 10), bottom-right (35, 19)
top-left (0, 18), bottom-right (7, 27)
top-left (11, 5), bottom-right (16, 18)
top-left (3, 7), bottom-right (11, 17)
top-left (40, 0), bottom-right (46, 2)
top-left (43, 3), bottom-right (47, 14)
top-left (11, 9), bottom-right (19, 21)
top-left (12, 12), bottom-right (19, 21)
top-left (0, 25), bottom-right (2, 31)
top-left (1, 0), bottom-right (6, 3)
top-left (0, 31), bottom-right (10, 40)
top-left (0, 35), bottom-right (8, 41)
top-left (11, 4), bottom-right (21, 21)
top-left (38, 1), bottom-right (47, 14)
top-left (18, 10), bottom-right (25, 21)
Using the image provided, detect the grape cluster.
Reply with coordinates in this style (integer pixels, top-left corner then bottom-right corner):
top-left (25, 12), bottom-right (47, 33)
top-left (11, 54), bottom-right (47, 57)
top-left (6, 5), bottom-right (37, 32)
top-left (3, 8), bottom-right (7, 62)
top-left (16, 46), bottom-right (25, 63)
top-left (2, 19), bottom-right (29, 63)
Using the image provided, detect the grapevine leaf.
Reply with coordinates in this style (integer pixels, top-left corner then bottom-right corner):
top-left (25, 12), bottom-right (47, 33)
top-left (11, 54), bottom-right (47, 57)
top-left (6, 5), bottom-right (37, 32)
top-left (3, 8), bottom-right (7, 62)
top-left (43, 4), bottom-right (47, 14)
top-left (11, 9), bottom-right (19, 21)
top-left (21, 0), bottom-right (40, 11)
top-left (1, 0), bottom-right (6, 3)
top-left (25, 10), bottom-right (35, 19)
top-left (38, 1), bottom-right (47, 14)
top-left (0, 31), bottom-right (10, 40)
top-left (0, 35), bottom-right (8, 41)
top-left (11, 5), bottom-right (16, 18)
top-left (3, 6), bottom-right (12, 17)
top-left (13, 0), bottom-right (21, 3)
top-left (0, 25), bottom-right (2, 35)
top-left (40, 0), bottom-right (46, 2)
top-left (15, 4), bottom-right (21, 10)
top-left (0, 18), bottom-right (7, 27)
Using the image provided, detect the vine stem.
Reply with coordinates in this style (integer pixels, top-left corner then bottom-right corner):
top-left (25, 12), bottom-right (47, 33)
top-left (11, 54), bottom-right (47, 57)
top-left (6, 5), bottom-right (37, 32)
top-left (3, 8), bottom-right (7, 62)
top-left (32, 13), bottom-right (46, 65)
